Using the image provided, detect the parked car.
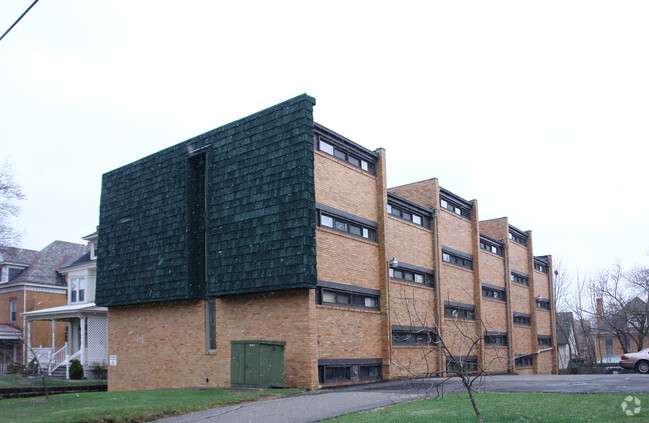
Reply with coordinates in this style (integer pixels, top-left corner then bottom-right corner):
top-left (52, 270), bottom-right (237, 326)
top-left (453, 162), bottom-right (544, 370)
top-left (619, 348), bottom-right (649, 374)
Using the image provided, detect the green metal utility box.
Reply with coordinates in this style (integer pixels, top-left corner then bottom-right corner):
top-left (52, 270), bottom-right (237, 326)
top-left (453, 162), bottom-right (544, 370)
top-left (230, 340), bottom-right (286, 388)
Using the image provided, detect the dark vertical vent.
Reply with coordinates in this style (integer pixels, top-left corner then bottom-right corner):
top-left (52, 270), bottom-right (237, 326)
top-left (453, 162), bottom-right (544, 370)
top-left (187, 152), bottom-right (206, 298)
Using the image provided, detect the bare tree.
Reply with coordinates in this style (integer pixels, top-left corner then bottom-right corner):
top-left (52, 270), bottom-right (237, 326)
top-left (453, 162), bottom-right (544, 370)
top-left (553, 258), bottom-right (571, 312)
top-left (389, 286), bottom-right (509, 423)
top-left (0, 159), bottom-right (26, 245)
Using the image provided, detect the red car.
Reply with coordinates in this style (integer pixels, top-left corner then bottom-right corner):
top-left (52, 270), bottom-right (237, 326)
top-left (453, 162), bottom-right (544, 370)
top-left (620, 348), bottom-right (649, 374)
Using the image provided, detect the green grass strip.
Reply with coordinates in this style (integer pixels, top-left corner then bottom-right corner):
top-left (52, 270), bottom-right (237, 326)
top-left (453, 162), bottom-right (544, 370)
top-left (0, 388), bottom-right (300, 423)
top-left (326, 392), bottom-right (649, 423)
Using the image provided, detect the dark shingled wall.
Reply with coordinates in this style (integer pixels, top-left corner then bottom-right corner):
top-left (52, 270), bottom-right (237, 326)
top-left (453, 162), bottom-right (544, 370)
top-left (96, 94), bottom-right (317, 306)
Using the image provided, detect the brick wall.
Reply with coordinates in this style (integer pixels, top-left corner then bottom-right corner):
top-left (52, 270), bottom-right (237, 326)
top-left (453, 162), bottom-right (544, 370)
top-left (107, 289), bottom-right (317, 391)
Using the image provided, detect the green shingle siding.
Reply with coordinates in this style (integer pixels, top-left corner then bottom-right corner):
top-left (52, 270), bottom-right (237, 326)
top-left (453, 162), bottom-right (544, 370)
top-left (96, 94), bottom-right (317, 306)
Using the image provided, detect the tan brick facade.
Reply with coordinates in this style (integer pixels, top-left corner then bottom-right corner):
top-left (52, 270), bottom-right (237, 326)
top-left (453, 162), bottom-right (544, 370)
top-left (104, 118), bottom-right (556, 391)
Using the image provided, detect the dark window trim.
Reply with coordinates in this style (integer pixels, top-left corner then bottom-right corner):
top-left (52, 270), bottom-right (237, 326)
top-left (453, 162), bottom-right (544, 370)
top-left (515, 354), bottom-right (534, 367)
top-left (509, 225), bottom-right (528, 246)
top-left (513, 312), bottom-right (532, 326)
top-left (391, 325), bottom-right (438, 346)
top-left (482, 283), bottom-right (506, 302)
top-left (442, 246), bottom-right (473, 270)
top-left (446, 355), bottom-right (478, 372)
top-left (439, 187), bottom-right (472, 219)
top-left (316, 203), bottom-right (378, 242)
top-left (318, 358), bottom-right (382, 384)
top-left (511, 269), bottom-right (529, 286)
top-left (314, 123), bottom-right (378, 175)
top-left (536, 297), bottom-right (551, 310)
top-left (537, 335), bottom-right (552, 347)
top-left (316, 281), bottom-right (380, 311)
top-left (444, 301), bottom-right (476, 320)
top-left (480, 234), bottom-right (504, 257)
top-left (389, 262), bottom-right (435, 288)
top-left (387, 192), bottom-right (433, 229)
top-left (484, 331), bottom-right (508, 346)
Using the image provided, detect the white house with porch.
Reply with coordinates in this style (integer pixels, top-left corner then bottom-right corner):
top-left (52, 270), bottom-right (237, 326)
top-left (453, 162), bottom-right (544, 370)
top-left (22, 232), bottom-right (107, 379)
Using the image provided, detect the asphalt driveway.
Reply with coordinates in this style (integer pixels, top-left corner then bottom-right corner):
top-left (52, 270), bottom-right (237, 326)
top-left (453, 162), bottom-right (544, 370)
top-left (154, 374), bottom-right (649, 423)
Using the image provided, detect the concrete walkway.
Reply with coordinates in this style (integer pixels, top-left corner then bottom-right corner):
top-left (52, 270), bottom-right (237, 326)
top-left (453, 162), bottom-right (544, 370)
top-left (153, 374), bottom-right (649, 423)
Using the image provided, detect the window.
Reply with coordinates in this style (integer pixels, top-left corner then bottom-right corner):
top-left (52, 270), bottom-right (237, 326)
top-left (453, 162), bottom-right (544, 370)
top-left (70, 277), bottom-right (86, 303)
top-left (206, 300), bottom-right (217, 351)
top-left (510, 270), bottom-right (529, 286)
top-left (318, 359), bottom-right (382, 384)
top-left (513, 312), bottom-right (531, 326)
top-left (537, 335), bottom-right (552, 347)
top-left (439, 188), bottom-right (472, 219)
top-left (534, 260), bottom-right (548, 274)
top-left (605, 337), bottom-right (614, 356)
top-left (484, 332), bottom-right (508, 346)
top-left (515, 355), bottom-right (533, 368)
top-left (442, 248), bottom-right (473, 270)
top-left (391, 325), bottom-right (437, 346)
top-left (316, 282), bottom-right (380, 311)
top-left (389, 265), bottom-right (434, 288)
top-left (9, 300), bottom-right (16, 322)
top-left (314, 133), bottom-right (377, 175)
top-left (480, 236), bottom-right (503, 256)
top-left (509, 229), bottom-right (528, 246)
top-left (1, 266), bottom-right (23, 283)
top-left (317, 209), bottom-right (377, 242)
top-left (446, 356), bottom-right (478, 373)
top-left (388, 204), bottom-right (424, 227)
top-left (536, 297), bottom-right (551, 310)
top-left (445, 301), bottom-right (476, 320)
top-left (482, 284), bottom-right (506, 301)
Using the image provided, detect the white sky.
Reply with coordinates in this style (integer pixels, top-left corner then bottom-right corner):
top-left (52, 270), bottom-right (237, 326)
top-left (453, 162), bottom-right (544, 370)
top-left (1, 1), bottom-right (647, 278)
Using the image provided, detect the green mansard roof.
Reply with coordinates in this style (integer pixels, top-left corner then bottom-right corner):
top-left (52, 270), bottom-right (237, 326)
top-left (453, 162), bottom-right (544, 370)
top-left (96, 94), bottom-right (317, 306)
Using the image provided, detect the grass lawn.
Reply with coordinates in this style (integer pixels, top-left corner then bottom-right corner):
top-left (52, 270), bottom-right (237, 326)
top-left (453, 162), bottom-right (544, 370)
top-left (0, 388), bottom-right (301, 423)
top-left (326, 392), bottom-right (649, 422)
top-left (0, 374), bottom-right (105, 388)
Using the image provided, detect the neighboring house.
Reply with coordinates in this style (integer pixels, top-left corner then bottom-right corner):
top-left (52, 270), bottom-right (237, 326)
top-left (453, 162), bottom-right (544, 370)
top-left (22, 232), bottom-right (107, 379)
top-left (556, 312), bottom-right (578, 371)
top-left (595, 297), bottom-right (648, 363)
top-left (0, 241), bottom-right (87, 372)
top-left (96, 95), bottom-right (557, 392)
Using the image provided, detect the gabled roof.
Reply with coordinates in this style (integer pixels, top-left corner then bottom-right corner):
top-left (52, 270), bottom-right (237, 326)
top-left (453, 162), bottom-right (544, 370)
top-left (60, 251), bottom-right (94, 271)
top-left (0, 245), bottom-right (39, 266)
top-left (3, 241), bottom-right (88, 285)
top-left (556, 312), bottom-right (573, 344)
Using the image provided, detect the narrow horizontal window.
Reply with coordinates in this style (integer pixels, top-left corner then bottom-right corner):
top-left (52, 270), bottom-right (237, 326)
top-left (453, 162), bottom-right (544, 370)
top-left (388, 203), bottom-right (425, 227)
top-left (389, 266), bottom-right (434, 288)
top-left (316, 284), bottom-right (380, 311)
top-left (515, 355), bottom-right (533, 368)
top-left (446, 356), bottom-right (478, 373)
top-left (442, 249), bottom-right (473, 270)
top-left (511, 270), bottom-right (529, 286)
top-left (534, 260), bottom-right (548, 274)
top-left (536, 298), bottom-right (551, 310)
top-left (480, 236), bottom-right (503, 257)
top-left (315, 134), bottom-right (376, 175)
top-left (440, 197), bottom-right (471, 218)
top-left (318, 210), bottom-right (377, 242)
top-left (392, 326), bottom-right (437, 346)
top-left (445, 302), bottom-right (476, 321)
top-left (537, 336), bottom-right (552, 347)
top-left (482, 284), bottom-right (506, 301)
top-left (509, 230), bottom-right (528, 246)
top-left (484, 332), bottom-right (508, 346)
top-left (318, 359), bottom-right (382, 383)
top-left (513, 312), bottom-right (531, 326)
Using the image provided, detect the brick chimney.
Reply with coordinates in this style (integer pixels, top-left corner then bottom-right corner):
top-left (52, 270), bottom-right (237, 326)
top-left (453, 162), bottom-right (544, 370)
top-left (596, 298), bottom-right (604, 327)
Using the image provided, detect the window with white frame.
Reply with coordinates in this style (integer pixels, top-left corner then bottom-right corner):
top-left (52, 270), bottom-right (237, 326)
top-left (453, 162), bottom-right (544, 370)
top-left (70, 277), bottom-right (86, 303)
top-left (9, 300), bottom-right (16, 322)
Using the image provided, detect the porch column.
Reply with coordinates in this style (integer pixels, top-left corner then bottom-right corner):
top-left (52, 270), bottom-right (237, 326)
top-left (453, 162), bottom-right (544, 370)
top-left (80, 316), bottom-right (86, 378)
top-left (51, 320), bottom-right (56, 350)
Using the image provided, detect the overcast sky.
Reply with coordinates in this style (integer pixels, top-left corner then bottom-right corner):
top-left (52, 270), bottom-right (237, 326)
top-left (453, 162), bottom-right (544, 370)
top-left (1, 1), bottom-right (647, 279)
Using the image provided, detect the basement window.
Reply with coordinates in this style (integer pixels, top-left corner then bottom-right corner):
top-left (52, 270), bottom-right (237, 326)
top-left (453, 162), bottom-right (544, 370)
top-left (515, 355), bottom-right (533, 368)
top-left (318, 359), bottom-right (382, 384)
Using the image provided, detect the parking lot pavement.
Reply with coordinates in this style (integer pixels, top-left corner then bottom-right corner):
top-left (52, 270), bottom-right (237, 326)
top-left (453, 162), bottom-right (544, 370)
top-left (154, 374), bottom-right (649, 423)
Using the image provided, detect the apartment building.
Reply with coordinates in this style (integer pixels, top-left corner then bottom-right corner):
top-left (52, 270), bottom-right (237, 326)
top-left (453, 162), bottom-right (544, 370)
top-left (96, 94), bottom-right (557, 391)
